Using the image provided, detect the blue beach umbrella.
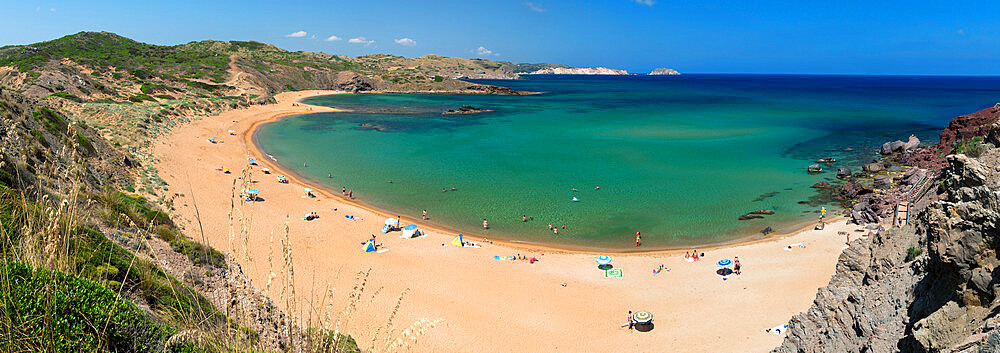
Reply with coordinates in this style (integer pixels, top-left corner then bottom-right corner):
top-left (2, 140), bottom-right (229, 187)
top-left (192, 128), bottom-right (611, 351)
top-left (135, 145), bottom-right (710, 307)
top-left (246, 189), bottom-right (259, 195)
top-left (717, 259), bottom-right (733, 268)
top-left (596, 255), bottom-right (612, 265)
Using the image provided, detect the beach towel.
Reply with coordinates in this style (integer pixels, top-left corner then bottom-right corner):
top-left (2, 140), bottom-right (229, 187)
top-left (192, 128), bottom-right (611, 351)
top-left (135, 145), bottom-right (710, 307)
top-left (376, 249), bottom-right (389, 254)
top-left (767, 324), bottom-right (788, 335)
top-left (684, 257), bottom-right (694, 263)
top-left (605, 268), bottom-right (623, 278)
top-left (381, 224), bottom-right (390, 233)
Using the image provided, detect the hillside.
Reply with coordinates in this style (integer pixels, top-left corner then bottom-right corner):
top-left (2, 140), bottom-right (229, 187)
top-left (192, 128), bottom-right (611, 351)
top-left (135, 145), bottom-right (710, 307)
top-left (775, 108), bottom-right (1000, 352)
top-left (0, 31), bottom-right (568, 100)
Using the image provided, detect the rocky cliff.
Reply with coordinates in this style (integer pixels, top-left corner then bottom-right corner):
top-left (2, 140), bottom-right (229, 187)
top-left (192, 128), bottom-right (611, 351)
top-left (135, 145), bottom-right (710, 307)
top-left (775, 119), bottom-right (1000, 353)
top-left (648, 68), bottom-right (681, 75)
top-left (524, 67), bottom-right (629, 75)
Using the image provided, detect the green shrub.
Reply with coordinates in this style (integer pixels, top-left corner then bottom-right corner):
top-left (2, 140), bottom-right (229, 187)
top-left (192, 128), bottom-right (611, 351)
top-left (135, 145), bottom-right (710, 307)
top-left (953, 137), bottom-right (985, 157)
top-left (75, 132), bottom-right (97, 155)
top-left (50, 91), bottom-right (84, 103)
top-left (128, 94), bottom-right (157, 103)
top-left (155, 94), bottom-right (175, 100)
top-left (32, 106), bottom-right (69, 135)
top-left (906, 247), bottom-right (924, 262)
top-left (0, 261), bottom-right (172, 352)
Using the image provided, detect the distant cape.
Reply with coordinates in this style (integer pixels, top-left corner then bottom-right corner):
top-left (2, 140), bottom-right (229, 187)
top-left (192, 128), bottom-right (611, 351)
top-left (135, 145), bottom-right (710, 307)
top-left (648, 68), bottom-right (681, 75)
top-left (522, 67), bottom-right (629, 75)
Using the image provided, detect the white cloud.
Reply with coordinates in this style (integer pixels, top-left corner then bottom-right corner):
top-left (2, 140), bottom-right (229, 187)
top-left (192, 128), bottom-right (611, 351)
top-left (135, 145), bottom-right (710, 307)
top-left (394, 38), bottom-right (417, 46)
top-left (310, 34), bottom-right (316, 39)
top-left (326, 35), bottom-right (342, 42)
top-left (50, 7), bottom-right (56, 12)
top-left (957, 29), bottom-right (966, 36)
top-left (348, 37), bottom-right (375, 45)
top-left (474, 46), bottom-right (499, 57)
top-left (631, 0), bottom-right (655, 6)
top-left (525, 2), bottom-right (547, 12)
top-left (285, 30), bottom-right (307, 38)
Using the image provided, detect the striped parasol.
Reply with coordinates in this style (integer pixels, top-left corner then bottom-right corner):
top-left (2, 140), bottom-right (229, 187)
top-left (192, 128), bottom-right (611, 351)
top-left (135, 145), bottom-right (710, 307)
top-left (717, 259), bottom-right (733, 268)
top-left (596, 255), bottom-right (612, 265)
top-left (632, 311), bottom-right (653, 324)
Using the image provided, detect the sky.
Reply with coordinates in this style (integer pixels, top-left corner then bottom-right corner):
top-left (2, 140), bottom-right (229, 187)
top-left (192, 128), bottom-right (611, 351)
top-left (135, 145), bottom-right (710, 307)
top-left (1, 0), bottom-right (998, 75)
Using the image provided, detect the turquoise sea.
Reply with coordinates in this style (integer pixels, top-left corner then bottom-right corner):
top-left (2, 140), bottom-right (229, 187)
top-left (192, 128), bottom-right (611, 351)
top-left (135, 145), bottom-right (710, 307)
top-left (254, 75), bottom-right (1000, 249)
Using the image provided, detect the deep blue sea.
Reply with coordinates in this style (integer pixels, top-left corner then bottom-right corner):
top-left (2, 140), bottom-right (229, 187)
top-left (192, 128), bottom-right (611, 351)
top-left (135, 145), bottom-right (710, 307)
top-left (254, 74), bottom-right (1000, 249)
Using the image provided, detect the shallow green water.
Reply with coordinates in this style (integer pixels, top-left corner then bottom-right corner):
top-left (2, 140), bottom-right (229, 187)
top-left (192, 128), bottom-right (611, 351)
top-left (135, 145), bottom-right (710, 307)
top-left (254, 75), bottom-right (1000, 249)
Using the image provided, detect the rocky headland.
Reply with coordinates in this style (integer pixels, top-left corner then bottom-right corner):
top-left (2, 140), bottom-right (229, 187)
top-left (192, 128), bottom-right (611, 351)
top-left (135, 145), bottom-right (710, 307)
top-left (774, 105), bottom-right (1000, 353)
top-left (523, 67), bottom-right (629, 75)
top-left (648, 68), bottom-right (681, 75)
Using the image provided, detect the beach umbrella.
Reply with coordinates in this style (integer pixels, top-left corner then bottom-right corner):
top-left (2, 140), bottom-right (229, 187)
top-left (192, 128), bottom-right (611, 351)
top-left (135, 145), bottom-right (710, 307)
top-left (451, 234), bottom-right (464, 247)
top-left (304, 188), bottom-right (314, 194)
top-left (717, 259), bottom-right (733, 268)
top-left (246, 189), bottom-right (259, 195)
top-left (632, 311), bottom-right (653, 324)
top-left (248, 158), bottom-right (256, 165)
top-left (276, 175), bottom-right (286, 181)
top-left (596, 255), bottom-right (612, 266)
top-left (362, 240), bottom-right (376, 252)
top-left (402, 224), bottom-right (419, 239)
top-left (384, 218), bottom-right (399, 226)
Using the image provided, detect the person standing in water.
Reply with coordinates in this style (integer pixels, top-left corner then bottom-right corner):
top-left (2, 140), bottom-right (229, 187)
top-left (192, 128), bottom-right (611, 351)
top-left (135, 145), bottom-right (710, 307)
top-left (328, 173), bottom-right (332, 179)
top-left (341, 187), bottom-right (346, 195)
top-left (635, 231), bottom-right (641, 247)
top-left (422, 209), bottom-right (428, 220)
top-left (348, 190), bottom-right (353, 199)
top-left (483, 219), bottom-right (489, 229)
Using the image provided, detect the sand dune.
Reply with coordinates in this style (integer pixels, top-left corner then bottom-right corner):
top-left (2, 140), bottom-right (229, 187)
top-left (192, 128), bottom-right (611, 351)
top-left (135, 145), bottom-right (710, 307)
top-left (153, 90), bottom-right (855, 353)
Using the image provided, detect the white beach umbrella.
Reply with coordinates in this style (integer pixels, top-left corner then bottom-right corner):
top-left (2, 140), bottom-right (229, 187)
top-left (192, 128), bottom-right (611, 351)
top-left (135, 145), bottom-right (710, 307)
top-left (596, 255), bottom-right (612, 265)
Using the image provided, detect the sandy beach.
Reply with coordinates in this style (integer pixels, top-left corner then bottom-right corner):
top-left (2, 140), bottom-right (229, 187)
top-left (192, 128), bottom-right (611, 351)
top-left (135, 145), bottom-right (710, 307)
top-left (153, 90), bottom-right (859, 353)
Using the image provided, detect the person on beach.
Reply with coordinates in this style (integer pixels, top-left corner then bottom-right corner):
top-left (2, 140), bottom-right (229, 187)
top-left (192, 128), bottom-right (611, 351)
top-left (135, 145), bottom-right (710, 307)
top-left (627, 311), bottom-right (634, 330)
top-left (548, 224), bottom-right (553, 230)
top-left (734, 256), bottom-right (742, 275)
top-left (483, 219), bottom-right (489, 229)
top-left (348, 190), bottom-right (353, 199)
top-left (684, 251), bottom-right (690, 260)
top-left (693, 250), bottom-right (700, 261)
top-left (635, 232), bottom-right (641, 247)
top-left (423, 209), bottom-right (428, 220)
top-left (396, 216), bottom-right (401, 230)
top-left (341, 187), bottom-right (346, 195)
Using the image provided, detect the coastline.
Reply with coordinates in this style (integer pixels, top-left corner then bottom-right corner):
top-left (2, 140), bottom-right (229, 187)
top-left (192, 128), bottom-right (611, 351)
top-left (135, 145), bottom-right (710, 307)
top-left (153, 88), bottom-right (861, 353)
top-left (246, 92), bottom-right (837, 254)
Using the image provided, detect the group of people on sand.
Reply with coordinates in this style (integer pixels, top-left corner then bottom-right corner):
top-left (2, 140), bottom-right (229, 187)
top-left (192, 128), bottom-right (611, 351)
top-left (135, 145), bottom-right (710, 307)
top-left (684, 250), bottom-right (703, 261)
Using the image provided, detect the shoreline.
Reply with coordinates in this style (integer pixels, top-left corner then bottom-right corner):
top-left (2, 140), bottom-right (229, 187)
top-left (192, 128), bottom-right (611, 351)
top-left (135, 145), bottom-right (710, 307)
top-left (154, 88), bottom-right (861, 353)
top-left (245, 91), bottom-right (838, 254)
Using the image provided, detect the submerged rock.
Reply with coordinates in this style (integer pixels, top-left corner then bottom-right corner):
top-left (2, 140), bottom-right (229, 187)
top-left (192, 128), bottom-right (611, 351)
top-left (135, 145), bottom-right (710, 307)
top-left (812, 181), bottom-right (831, 188)
top-left (808, 164), bottom-right (823, 173)
top-left (738, 213), bottom-right (764, 220)
top-left (837, 167), bottom-right (852, 179)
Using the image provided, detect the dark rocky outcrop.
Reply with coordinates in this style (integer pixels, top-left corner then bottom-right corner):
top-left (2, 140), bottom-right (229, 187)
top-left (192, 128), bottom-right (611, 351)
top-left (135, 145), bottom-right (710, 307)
top-left (443, 105), bottom-right (493, 115)
top-left (812, 181), bottom-right (831, 189)
top-left (837, 167), bottom-right (853, 179)
top-left (775, 130), bottom-right (1000, 352)
top-left (901, 104), bottom-right (1000, 170)
top-left (808, 164), bottom-right (823, 173)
